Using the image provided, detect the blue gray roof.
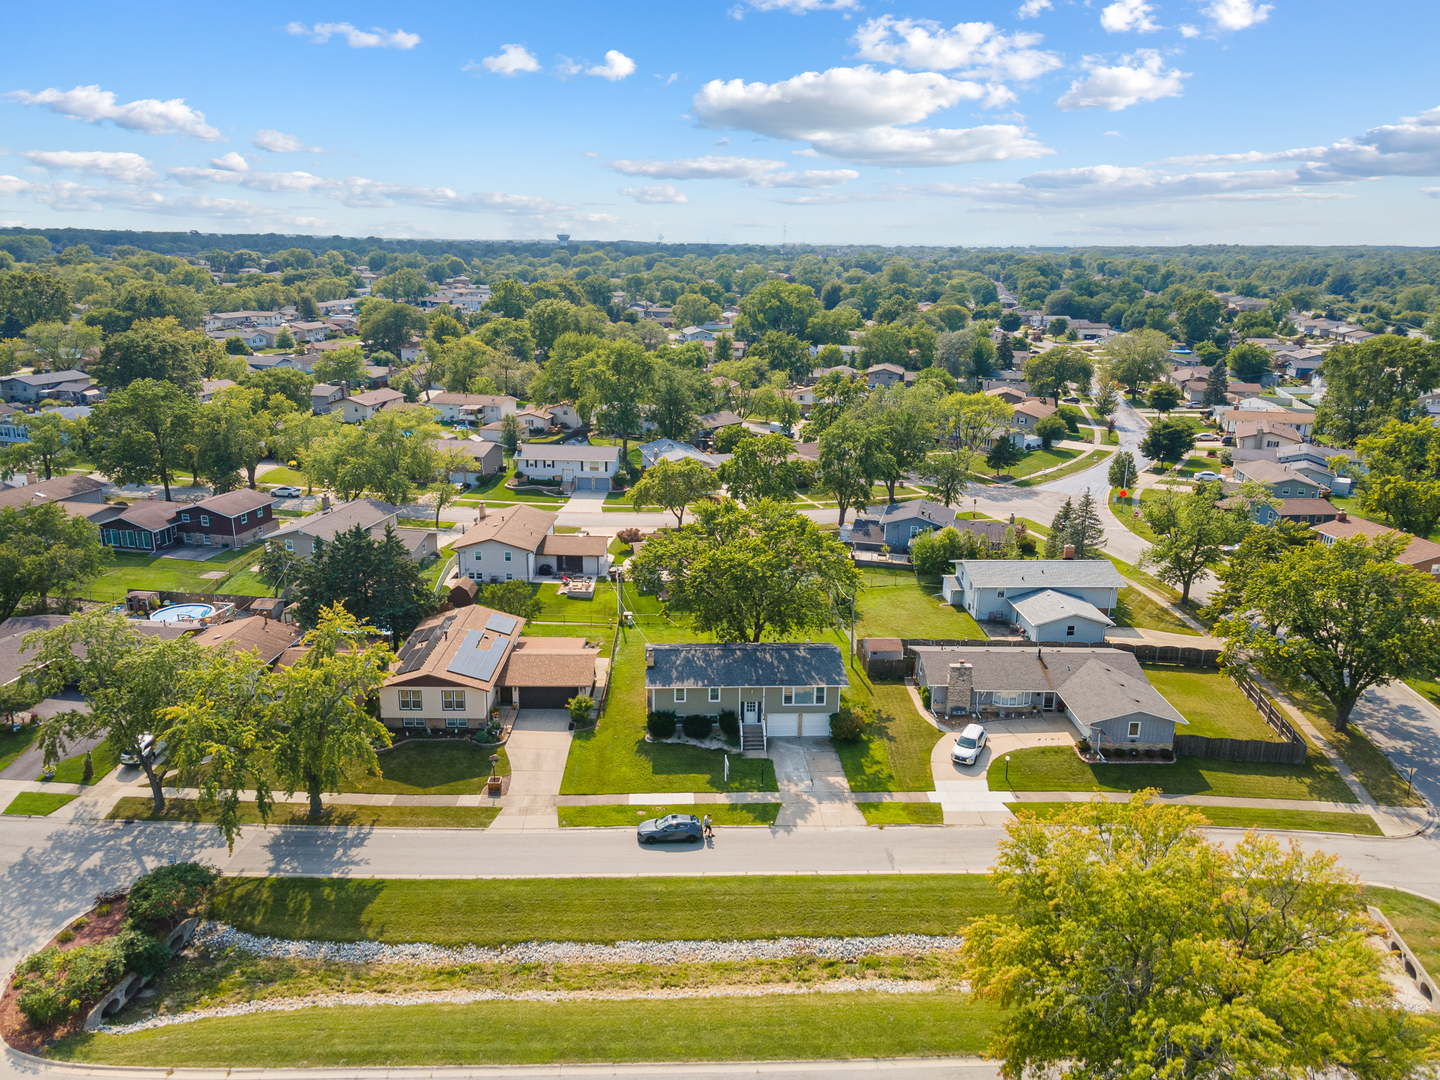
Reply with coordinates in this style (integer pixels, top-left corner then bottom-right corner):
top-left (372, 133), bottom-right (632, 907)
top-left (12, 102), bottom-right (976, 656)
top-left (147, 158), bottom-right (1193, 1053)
top-left (861, 500), bottom-right (957, 528)
top-left (957, 559), bottom-right (1126, 590)
top-left (1009, 589), bottom-right (1114, 628)
top-left (646, 643), bottom-right (850, 689)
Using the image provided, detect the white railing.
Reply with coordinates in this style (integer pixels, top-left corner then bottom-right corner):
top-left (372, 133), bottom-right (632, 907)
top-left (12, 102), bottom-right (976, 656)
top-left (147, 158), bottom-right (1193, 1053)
top-left (432, 554), bottom-right (458, 595)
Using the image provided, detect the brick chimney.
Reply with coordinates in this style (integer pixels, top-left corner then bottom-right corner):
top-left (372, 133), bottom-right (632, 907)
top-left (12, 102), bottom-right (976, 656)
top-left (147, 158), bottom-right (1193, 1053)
top-left (947, 662), bottom-right (973, 716)
top-left (1336, 509), bottom-right (1347, 523)
top-left (1063, 544), bottom-right (1075, 559)
top-left (475, 503), bottom-right (487, 521)
top-left (645, 645), bottom-right (655, 668)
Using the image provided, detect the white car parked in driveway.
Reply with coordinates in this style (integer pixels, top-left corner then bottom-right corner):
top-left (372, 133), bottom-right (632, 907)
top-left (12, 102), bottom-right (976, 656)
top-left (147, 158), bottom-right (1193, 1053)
top-left (950, 724), bottom-right (988, 766)
top-left (270, 485), bottom-right (303, 498)
top-left (1194, 470), bottom-right (1221, 481)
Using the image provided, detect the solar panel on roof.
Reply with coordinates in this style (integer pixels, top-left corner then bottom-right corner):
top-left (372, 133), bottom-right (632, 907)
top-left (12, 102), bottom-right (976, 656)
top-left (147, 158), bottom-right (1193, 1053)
top-left (485, 613), bottom-right (519, 635)
top-left (446, 629), bottom-right (508, 682)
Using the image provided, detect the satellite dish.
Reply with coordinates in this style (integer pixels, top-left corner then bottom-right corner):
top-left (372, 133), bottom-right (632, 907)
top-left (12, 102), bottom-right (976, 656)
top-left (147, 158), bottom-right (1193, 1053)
top-left (556, 234), bottom-right (570, 242)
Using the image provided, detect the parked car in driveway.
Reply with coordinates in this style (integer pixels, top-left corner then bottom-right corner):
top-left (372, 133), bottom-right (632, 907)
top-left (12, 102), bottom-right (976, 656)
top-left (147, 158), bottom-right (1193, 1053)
top-left (638, 813), bottom-right (703, 844)
top-left (270, 485), bottom-right (303, 498)
top-left (1194, 470), bottom-right (1221, 481)
top-left (950, 724), bottom-right (988, 766)
top-left (120, 733), bottom-right (156, 767)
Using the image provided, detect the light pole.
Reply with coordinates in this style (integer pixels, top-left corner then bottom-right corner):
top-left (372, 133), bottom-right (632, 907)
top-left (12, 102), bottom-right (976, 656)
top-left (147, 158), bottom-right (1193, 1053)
top-left (1004, 754), bottom-right (1011, 789)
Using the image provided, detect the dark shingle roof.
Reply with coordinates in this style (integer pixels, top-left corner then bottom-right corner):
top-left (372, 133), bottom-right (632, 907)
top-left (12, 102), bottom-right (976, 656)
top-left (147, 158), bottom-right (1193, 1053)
top-left (645, 643), bottom-right (849, 689)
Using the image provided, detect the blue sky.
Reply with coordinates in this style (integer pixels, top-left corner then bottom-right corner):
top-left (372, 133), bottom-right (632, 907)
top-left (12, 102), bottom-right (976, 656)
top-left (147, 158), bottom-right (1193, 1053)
top-left (3, 0), bottom-right (1438, 246)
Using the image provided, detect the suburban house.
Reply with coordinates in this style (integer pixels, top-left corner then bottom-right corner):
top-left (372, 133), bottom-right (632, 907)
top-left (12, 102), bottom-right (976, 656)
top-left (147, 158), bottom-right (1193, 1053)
top-left (1284, 350), bottom-right (1325, 380)
top-left (204, 310), bottom-right (283, 331)
top-left (381, 604), bottom-right (599, 726)
top-left (1232, 419), bottom-right (1303, 451)
top-left (1312, 512), bottom-right (1440, 574)
top-left (1011, 399), bottom-right (1057, 432)
top-left (90, 500), bottom-right (185, 553)
top-left (341, 388), bottom-right (406, 423)
top-left (311, 383), bottom-right (346, 413)
top-left (193, 615), bottom-right (305, 667)
top-left (198, 379), bottom-right (237, 404)
top-left (912, 646), bottom-right (1186, 752)
top-left (514, 442), bottom-right (621, 492)
top-left (1220, 407), bottom-right (1313, 439)
top-left (1, 370), bottom-right (92, 404)
top-left (845, 499), bottom-right (958, 553)
top-left (1231, 460), bottom-right (1327, 499)
top-left (547, 402), bottom-right (582, 429)
top-left (643, 642), bottom-right (849, 738)
top-left (638, 438), bottom-right (726, 470)
top-left (452, 504), bottom-right (557, 582)
top-left (434, 437), bottom-right (505, 483)
top-left (0, 473), bottom-right (106, 511)
top-left (695, 410), bottom-right (748, 439)
top-left (208, 328), bottom-right (270, 350)
top-left (266, 498), bottom-right (435, 561)
top-left (985, 386), bottom-right (1030, 406)
top-left (1222, 493), bottom-right (1338, 526)
top-left (941, 559), bottom-right (1125, 635)
top-left (175, 489), bottom-right (275, 548)
top-left (536, 533), bottom-right (611, 577)
top-left (287, 321), bottom-right (329, 343)
top-left (428, 393), bottom-right (518, 426)
top-left (864, 364), bottom-right (907, 389)
top-left (1277, 443), bottom-right (1355, 488)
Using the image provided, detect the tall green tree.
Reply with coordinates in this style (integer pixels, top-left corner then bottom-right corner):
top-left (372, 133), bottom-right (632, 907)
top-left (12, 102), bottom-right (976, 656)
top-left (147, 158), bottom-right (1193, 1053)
top-left (1108, 450), bottom-right (1138, 489)
top-left (964, 793), bottom-right (1432, 1080)
top-left (310, 344), bottom-right (369, 388)
top-left (1102, 329), bottom-right (1171, 399)
top-left (818, 415), bottom-right (889, 527)
top-left (0, 502), bottom-right (110, 621)
top-left (630, 457), bottom-right (720, 527)
top-left (91, 378), bottom-right (199, 501)
top-left (1022, 346), bottom-right (1092, 405)
top-left (650, 362), bottom-right (704, 440)
top-left (1044, 498), bottom-right (1074, 559)
top-left (1221, 533), bottom-right (1440, 730)
top-left (1350, 418), bottom-right (1440, 539)
top-left (6, 411), bottom-right (80, 479)
top-left (22, 319), bottom-right (100, 372)
top-left (25, 613), bottom-right (204, 812)
top-left (631, 500), bottom-right (860, 643)
top-left (575, 340), bottom-right (656, 458)
top-left (294, 525), bottom-right (437, 637)
top-left (716, 433), bottom-right (798, 504)
top-left (1140, 480), bottom-right (1253, 603)
top-left (0, 270), bottom-right (71, 336)
top-left (1202, 520), bottom-right (1315, 625)
top-left (358, 299), bottom-right (426, 356)
top-left (1173, 288), bottom-right (1223, 344)
top-left (869, 400), bottom-right (936, 502)
top-left (734, 281), bottom-right (821, 341)
top-left (1201, 357), bottom-right (1229, 407)
top-left (1315, 337), bottom-right (1440, 446)
top-left (919, 447), bottom-right (971, 508)
top-left (91, 317), bottom-right (217, 394)
top-left (1139, 416), bottom-right (1197, 463)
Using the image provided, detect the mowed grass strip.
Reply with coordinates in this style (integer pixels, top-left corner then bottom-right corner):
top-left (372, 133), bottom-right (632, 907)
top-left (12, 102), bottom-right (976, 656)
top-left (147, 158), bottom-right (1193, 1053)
top-left (209, 874), bottom-right (1003, 945)
top-left (835, 680), bottom-right (940, 792)
top-left (990, 745), bottom-right (1355, 802)
top-left (1005, 802), bottom-right (1383, 835)
top-left (558, 803), bottom-right (781, 827)
top-left (46, 992), bottom-right (1000, 1068)
top-left (1143, 666), bottom-right (1277, 741)
top-left (348, 740), bottom-right (511, 795)
top-left (108, 798), bottom-right (500, 830)
top-left (858, 802), bottom-right (944, 825)
top-left (3, 791), bottom-right (77, 816)
top-left (853, 567), bottom-right (985, 641)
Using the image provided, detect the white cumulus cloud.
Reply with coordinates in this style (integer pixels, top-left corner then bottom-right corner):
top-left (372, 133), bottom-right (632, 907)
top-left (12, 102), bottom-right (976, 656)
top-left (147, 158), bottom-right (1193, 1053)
top-left (6, 84), bottom-right (222, 140)
top-left (1100, 0), bottom-right (1160, 33)
top-left (741, 0), bottom-right (860, 11)
top-left (1203, 0), bottom-right (1274, 30)
top-left (692, 65), bottom-right (1047, 166)
top-left (1016, 0), bottom-right (1052, 16)
top-left (210, 152), bottom-right (249, 172)
top-left (253, 129), bottom-right (322, 153)
top-left (286, 22), bottom-right (420, 49)
top-left (587, 50), bottom-right (636, 81)
top-left (470, 44), bottom-right (540, 76)
top-left (744, 169), bottom-right (860, 188)
top-left (24, 150), bottom-right (156, 184)
top-left (852, 16), bottom-right (1063, 81)
top-left (1056, 51), bottom-right (1188, 111)
top-left (609, 156), bottom-right (786, 179)
top-left (620, 185), bottom-right (688, 204)
top-left (1180, 24), bottom-right (1202, 37)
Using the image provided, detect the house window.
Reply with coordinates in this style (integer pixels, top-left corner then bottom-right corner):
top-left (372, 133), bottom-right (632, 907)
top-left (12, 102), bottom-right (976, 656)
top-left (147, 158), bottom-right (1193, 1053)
top-left (474, 551), bottom-right (482, 561)
top-left (399, 689), bottom-right (423, 711)
top-left (588, 461), bottom-right (600, 471)
top-left (1066, 625), bottom-right (1076, 637)
top-left (256, 525), bottom-right (264, 538)
top-left (1280, 488), bottom-right (1290, 496)
top-left (505, 573), bottom-right (513, 581)
top-left (239, 512), bottom-right (249, 524)
top-left (445, 717), bottom-right (469, 730)
top-left (1043, 692), bottom-right (1056, 710)
top-left (180, 512), bottom-right (191, 523)
top-left (1128, 721), bottom-right (1142, 739)
top-left (442, 690), bottom-right (466, 711)
top-left (783, 687), bottom-right (816, 705)
top-left (284, 539), bottom-right (294, 551)
top-left (995, 691), bottom-right (1025, 707)
top-left (200, 515), bottom-right (210, 527)
top-left (709, 687), bottom-right (720, 702)
top-left (996, 589), bottom-right (1005, 598)
top-left (504, 551), bottom-right (512, 562)
top-left (814, 686), bottom-right (826, 705)
top-left (675, 688), bottom-right (686, 703)
top-left (402, 716), bottom-right (426, 728)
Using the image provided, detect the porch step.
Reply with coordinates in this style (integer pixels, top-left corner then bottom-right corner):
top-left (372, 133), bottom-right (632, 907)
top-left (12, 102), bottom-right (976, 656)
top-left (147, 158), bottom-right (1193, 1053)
top-left (740, 723), bottom-right (765, 752)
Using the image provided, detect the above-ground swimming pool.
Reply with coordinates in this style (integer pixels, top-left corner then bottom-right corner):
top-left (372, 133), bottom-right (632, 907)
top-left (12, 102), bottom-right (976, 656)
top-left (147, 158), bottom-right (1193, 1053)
top-left (149, 603), bottom-right (217, 623)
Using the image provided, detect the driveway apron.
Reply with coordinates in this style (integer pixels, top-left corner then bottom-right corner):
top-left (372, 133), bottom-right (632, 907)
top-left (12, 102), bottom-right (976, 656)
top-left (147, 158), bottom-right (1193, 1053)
top-left (490, 709), bottom-right (573, 830)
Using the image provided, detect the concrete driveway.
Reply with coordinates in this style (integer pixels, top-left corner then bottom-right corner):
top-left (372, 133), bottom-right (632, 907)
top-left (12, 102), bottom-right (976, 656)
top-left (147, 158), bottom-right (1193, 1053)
top-left (1352, 681), bottom-right (1440, 810)
top-left (768, 738), bottom-right (865, 829)
top-left (931, 716), bottom-right (1075, 824)
top-left (490, 710), bottom-right (573, 830)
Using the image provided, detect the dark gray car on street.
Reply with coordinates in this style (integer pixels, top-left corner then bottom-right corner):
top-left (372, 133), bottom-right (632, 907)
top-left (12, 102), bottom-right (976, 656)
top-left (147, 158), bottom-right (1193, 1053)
top-left (637, 813), bottom-right (703, 844)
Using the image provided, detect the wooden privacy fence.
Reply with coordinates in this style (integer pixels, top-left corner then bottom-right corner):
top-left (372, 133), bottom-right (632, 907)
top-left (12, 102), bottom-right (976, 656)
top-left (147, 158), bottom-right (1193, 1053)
top-left (1174, 671), bottom-right (1308, 765)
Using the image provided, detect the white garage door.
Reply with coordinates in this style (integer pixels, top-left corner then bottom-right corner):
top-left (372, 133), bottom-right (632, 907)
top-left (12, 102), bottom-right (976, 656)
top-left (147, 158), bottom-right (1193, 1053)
top-left (800, 713), bottom-right (831, 737)
top-left (767, 713), bottom-right (799, 736)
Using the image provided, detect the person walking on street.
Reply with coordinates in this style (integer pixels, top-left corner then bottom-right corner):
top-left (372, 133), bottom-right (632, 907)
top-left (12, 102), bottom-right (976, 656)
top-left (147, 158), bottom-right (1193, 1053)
top-left (703, 813), bottom-right (714, 839)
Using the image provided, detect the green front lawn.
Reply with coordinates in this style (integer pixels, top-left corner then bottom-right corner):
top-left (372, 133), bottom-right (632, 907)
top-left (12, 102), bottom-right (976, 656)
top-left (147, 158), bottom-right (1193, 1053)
top-left (257, 466), bottom-right (309, 488)
top-left (853, 567), bottom-right (984, 641)
top-left (1005, 801), bottom-right (1382, 835)
top-left (48, 993), bottom-right (1000, 1068)
top-left (108, 798), bottom-right (501, 830)
top-left (1013, 449), bottom-right (1109, 488)
top-left (857, 801), bottom-right (944, 825)
top-left (1000, 446), bottom-right (1078, 480)
top-left (344, 740), bottom-right (511, 796)
top-left (44, 737), bottom-right (120, 784)
top-left (1143, 666), bottom-right (1277, 741)
top-left (560, 633), bottom-right (778, 794)
top-left (85, 545), bottom-right (264, 602)
top-left (0, 723), bottom-right (39, 772)
top-left (208, 873), bottom-right (1003, 944)
top-left (1111, 590), bottom-right (1198, 636)
top-left (990, 745), bottom-right (1355, 802)
top-left (4, 791), bottom-right (77, 816)
top-left (834, 679), bottom-right (939, 792)
top-left (558, 802), bottom-right (781, 827)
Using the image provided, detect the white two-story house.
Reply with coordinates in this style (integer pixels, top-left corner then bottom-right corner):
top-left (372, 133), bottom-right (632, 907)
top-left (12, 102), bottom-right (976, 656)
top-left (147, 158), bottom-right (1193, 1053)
top-left (514, 442), bottom-right (622, 492)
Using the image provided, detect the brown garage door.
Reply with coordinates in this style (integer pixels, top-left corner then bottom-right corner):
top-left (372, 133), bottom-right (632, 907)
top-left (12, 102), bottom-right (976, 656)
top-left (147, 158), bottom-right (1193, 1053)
top-left (519, 686), bottom-right (577, 709)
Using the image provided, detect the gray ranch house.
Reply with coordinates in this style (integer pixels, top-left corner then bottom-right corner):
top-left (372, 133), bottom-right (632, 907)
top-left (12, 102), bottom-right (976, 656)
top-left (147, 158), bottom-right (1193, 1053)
top-left (913, 646), bottom-right (1187, 752)
top-left (645, 642), bottom-right (849, 740)
top-left (844, 499), bottom-right (957, 553)
top-left (942, 559), bottom-right (1125, 642)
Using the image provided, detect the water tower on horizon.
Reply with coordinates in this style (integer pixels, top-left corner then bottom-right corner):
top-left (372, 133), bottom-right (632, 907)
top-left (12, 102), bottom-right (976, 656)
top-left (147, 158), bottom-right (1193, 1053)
top-left (556, 234), bottom-right (570, 242)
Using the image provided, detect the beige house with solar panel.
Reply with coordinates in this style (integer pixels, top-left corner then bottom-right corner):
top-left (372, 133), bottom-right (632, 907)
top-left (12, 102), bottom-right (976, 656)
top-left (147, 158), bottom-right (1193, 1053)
top-left (379, 604), bottom-right (600, 731)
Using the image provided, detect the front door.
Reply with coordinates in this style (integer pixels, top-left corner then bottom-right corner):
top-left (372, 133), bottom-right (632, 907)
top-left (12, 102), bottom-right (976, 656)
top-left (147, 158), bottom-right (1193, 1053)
top-left (742, 701), bottom-right (759, 722)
